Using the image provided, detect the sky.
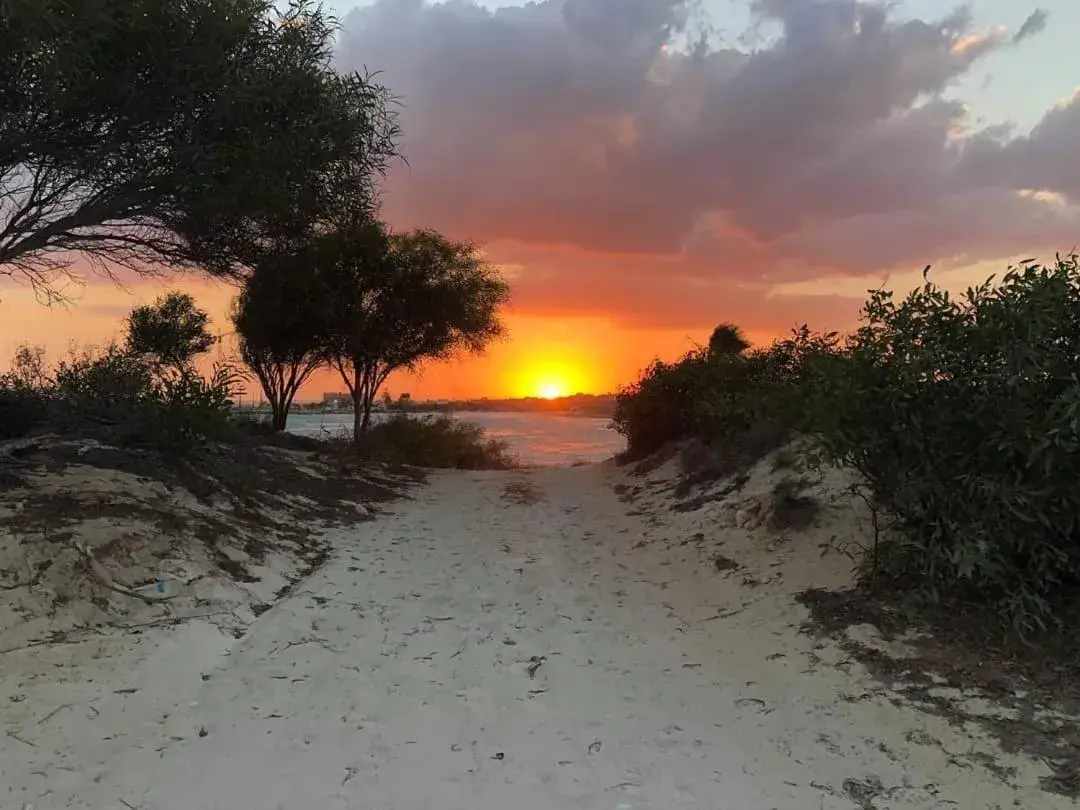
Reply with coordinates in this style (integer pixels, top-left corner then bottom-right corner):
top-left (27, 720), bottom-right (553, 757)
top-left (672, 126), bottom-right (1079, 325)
top-left (3, 0), bottom-right (1079, 401)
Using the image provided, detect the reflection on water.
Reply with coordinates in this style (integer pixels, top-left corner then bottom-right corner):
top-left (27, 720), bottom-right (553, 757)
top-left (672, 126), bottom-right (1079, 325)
top-left (286, 411), bottom-right (624, 467)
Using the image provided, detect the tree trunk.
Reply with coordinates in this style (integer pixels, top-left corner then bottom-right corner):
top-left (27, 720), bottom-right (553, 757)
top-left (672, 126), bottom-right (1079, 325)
top-left (351, 396), bottom-right (363, 444)
top-left (361, 398), bottom-right (373, 433)
top-left (356, 363), bottom-right (378, 436)
top-left (270, 398), bottom-right (287, 432)
top-left (351, 366), bottom-right (364, 445)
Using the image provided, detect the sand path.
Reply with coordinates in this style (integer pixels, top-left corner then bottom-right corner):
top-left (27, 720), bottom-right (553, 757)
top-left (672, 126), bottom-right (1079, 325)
top-left (4, 464), bottom-right (1066, 809)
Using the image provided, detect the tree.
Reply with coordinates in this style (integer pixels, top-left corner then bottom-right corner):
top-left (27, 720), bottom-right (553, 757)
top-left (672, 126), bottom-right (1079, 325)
top-left (126, 292), bottom-right (215, 371)
top-left (708, 322), bottom-right (751, 357)
top-left (0, 0), bottom-right (399, 299)
top-left (2, 344), bottom-right (50, 391)
top-left (318, 222), bottom-right (510, 439)
top-left (231, 253), bottom-right (334, 431)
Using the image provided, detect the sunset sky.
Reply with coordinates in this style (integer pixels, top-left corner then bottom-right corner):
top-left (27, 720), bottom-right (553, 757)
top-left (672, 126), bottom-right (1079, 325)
top-left (3, 0), bottom-right (1079, 401)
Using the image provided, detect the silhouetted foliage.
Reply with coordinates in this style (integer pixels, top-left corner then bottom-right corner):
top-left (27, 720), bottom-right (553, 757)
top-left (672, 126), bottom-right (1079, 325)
top-left (314, 221), bottom-right (510, 440)
top-left (611, 326), bottom-right (836, 459)
top-left (708, 322), bottom-right (750, 357)
top-left (0, 0), bottom-right (400, 298)
top-left (0, 297), bottom-right (241, 455)
top-left (126, 292), bottom-right (216, 370)
top-left (0, 344), bottom-right (53, 438)
top-left (232, 254), bottom-right (334, 431)
top-left (355, 413), bottom-right (518, 469)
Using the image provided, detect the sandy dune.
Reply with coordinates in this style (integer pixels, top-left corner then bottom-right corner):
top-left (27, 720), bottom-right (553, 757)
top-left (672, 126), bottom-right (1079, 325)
top-left (2, 453), bottom-right (1072, 809)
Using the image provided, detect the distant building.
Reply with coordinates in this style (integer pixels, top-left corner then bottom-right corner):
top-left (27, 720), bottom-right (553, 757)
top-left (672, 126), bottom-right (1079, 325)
top-left (322, 392), bottom-right (351, 409)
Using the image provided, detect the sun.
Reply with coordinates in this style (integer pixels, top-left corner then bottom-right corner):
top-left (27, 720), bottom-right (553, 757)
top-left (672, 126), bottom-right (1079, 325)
top-left (510, 356), bottom-right (589, 400)
top-left (537, 382), bottom-right (565, 400)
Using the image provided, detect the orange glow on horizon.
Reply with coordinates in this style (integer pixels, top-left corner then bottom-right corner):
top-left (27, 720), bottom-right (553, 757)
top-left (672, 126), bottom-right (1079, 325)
top-left (0, 262), bottom-right (910, 403)
top-left (537, 382), bottom-right (566, 400)
top-left (509, 356), bottom-right (591, 400)
top-left (0, 278), bottom-right (682, 401)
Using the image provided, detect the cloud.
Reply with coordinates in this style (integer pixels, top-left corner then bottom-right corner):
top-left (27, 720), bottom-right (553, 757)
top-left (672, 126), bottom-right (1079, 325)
top-left (334, 0), bottom-right (1080, 331)
top-left (1013, 9), bottom-right (1049, 45)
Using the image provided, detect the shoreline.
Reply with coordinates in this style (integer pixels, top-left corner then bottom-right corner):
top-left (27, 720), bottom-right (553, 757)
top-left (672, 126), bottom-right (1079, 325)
top-left (236, 407), bottom-right (616, 420)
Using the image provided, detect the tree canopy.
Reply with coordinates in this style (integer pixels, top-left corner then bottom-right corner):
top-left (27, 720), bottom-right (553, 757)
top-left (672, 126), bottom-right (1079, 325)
top-left (232, 216), bottom-right (510, 437)
top-left (231, 250), bottom-right (335, 431)
top-left (126, 292), bottom-right (216, 370)
top-left (0, 0), bottom-right (400, 297)
top-left (708, 322), bottom-right (751, 357)
top-left (321, 225), bottom-right (510, 437)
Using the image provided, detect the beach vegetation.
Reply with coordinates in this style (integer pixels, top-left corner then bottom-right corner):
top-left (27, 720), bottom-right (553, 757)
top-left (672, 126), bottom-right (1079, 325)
top-left (352, 413), bottom-right (518, 470)
top-left (0, 295), bottom-right (241, 455)
top-left (614, 255), bottom-right (1080, 634)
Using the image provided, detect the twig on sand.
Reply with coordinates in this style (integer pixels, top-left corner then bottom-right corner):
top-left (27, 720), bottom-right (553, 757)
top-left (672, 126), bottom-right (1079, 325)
top-left (700, 607), bottom-right (746, 622)
top-left (70, 542), bottom-right (177, 605)
top-left (0, 627), bottom-right (102, 656)
top-left (107, 611), bottom-right (229, 630)
top-left (448, 638), bottom-right (469, 660)
top-left (6, 729), bottom-right (36, 747)
top-left (36, 703), bottom-right (74, 725)
top-left (271, 636), bottom-right (345, 657)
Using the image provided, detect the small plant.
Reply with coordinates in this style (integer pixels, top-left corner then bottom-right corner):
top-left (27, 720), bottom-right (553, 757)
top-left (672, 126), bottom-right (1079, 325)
top-left (354, 414), bottom-right (518, 470)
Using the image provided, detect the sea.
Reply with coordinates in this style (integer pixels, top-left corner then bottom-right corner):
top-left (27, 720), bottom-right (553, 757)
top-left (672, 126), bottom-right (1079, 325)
top-left (285, 411), bottom-right (625, 467)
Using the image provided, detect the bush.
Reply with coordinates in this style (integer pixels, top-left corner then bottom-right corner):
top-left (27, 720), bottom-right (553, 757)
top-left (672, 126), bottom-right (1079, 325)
top-left (610, 349), bottom-right (711, 457)
top-left (803, 256), bottom-right (1080, 634)
top-left (54, 343), bottom-right (157, 417)
top-left (355, 414), bottom-right (518, 469)
top-left (0, 387), bottom-right (50, 439)
top-left (0, 345), bottom-right (54, 439)
top-left (1, 343), bottom-right (241, 457)
top-left (611, 326), bottom-right (838, 461)
top-left (129, 363), bottom-right (245, 455)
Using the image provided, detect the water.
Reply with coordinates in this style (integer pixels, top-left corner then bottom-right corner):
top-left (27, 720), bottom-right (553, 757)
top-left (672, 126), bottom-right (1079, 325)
top-left (285, 410), bottom-right (625, 467)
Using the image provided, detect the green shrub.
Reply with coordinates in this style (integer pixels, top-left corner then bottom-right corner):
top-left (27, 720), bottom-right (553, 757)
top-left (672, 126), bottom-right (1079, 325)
top-left (127, 363), bottom-right (244, 456)
top-left (355, 413), bottom-right (518, 469)
top-left (3, 343), bottom-right (241, 457)
top-left (54, 343), bottom-right (157, 417)
top-left (610, 349), bottom-right (710, 457)
top-left (0, 345), bottom-right (53, 439)
top-left (611, 326), bottom-right (839, 461)
top-left (803, 256), bottom-right (1080, 633)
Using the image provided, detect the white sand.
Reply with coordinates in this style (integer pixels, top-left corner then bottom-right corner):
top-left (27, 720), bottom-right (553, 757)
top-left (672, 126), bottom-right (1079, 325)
top-left (2, 454), bottom-right (1070, 809)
